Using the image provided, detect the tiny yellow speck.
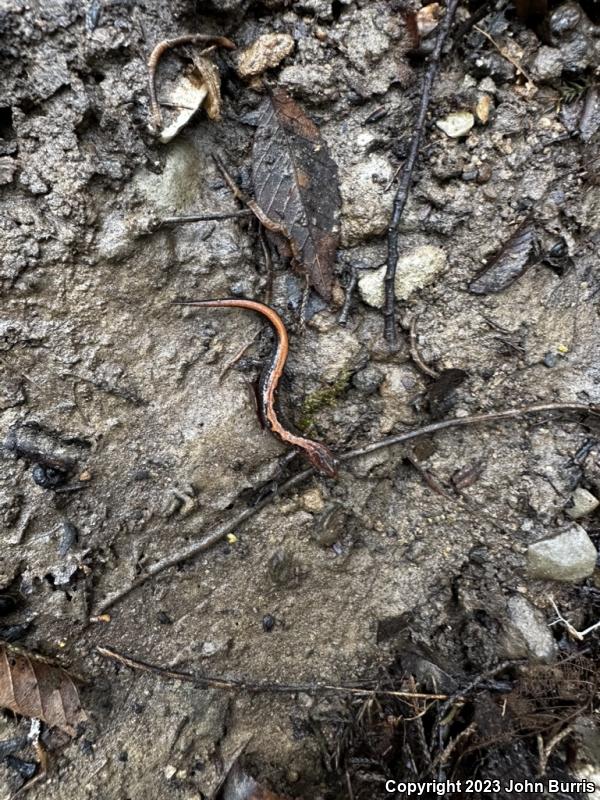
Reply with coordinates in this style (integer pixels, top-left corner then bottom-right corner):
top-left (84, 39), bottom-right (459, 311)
top-left (557, 344), bottom-right (569, 354)
top-left (227, 533), bottom-right (238, 544)
top-left (58, 640), bottom-right (66, 648)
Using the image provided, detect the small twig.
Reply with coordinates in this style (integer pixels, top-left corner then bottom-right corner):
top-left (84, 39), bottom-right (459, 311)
top-left (409, 314), bottom-right (439, 378)
top-left (405, 451), bottom-right (455, 500)
top-left (549, 597), bottom-right (600, 641)
top-left (93, 402), bottom-right (599, 614)
top-left (538, 724), bottom-right (576, 776)
top-left (218, 330), bottom-right (261, 383)
top-left (384, 0), bottom-right (460, 349)
top-left (97, 645), bottom-right (450, 699)
top-left (159, 210), bottom-right (252, 227)
top-left (337, 266), bottom-right (358, 326)
top-left (431, 721), bottom-right (477, 774)
top-left (259, 227), bottom-right (274, 306)
top-left (212, 153), bottom-right (290, 238)
top-left (473, 24), bottom-right (535, 88)
top-left (147, 34), bottom-right (235, 130)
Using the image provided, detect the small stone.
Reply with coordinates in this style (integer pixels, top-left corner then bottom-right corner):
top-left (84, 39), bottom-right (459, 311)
top-left (300, 488), bottom-right (325, 513)
top-left (0, 157), bottom-right (17, 185)
top-left (501, 596), bottom-right (557, 662)
top-left (226, 533), bottom-right (238, 544)
top-left (436, 111), bottom-right (475, 138)
top-left (527, 524), bottom-right (597, 582)
top-left (358, 245), bottom-right (447, 308)
top-left (474, 94), bottom-right (492, 124)
top-left (549, 1), bottom-right (581, 37)
top-left (236, 33), bottom-right (295, 78)
top-left (164, 765), bottom-right (177, 781)
top-left (478, 77), bottom-right (497, 94)
top-left (352, 365), bottom-right (384, 394)
top-left (565, 488), bottom-right (599, 520)
top-left (262, 613), bottom-right (275, 632)
top-left (531, 46), bottom-right (564, 82)
top-left (476, 164), bottom-right (492, 184)
top-left (543, 351), bottom-right (557, 368)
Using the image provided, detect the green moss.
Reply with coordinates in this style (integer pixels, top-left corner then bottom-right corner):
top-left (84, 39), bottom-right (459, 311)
top-left (297, 368), bottom-right (352, 433)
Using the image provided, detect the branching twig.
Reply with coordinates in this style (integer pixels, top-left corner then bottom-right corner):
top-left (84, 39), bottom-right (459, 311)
top-left (93, 402), bottom-right (599, 614)
top-left (383, 0), bottom-right (460, 349)
top-left (549, 597), bottom-right (600, 641)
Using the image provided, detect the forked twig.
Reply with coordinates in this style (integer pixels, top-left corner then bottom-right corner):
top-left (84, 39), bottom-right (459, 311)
top-left (384, 0), bottom-right (460, 349)
top-left (549, 597), bottom-right (600, 641)
top-left (408, 314), bottom-right (439, 378)
top-left (93, 401), bottom-right (599, 614)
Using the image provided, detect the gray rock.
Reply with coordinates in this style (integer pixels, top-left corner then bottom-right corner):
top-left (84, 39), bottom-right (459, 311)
top-left (352, 365), bottom-right (384, 394)
top-left (531, 46), bottom-right (564, 82)
top-left (358, 245), bottom-right (448, 307)
top-left (436, 111), bottom-right (475, 138)
top-left (502, 595), bottom-right (557, 662)
top-left (565, 487), bottom-right (600, 519)
top-left (527, 524), bottom-right (598, 582)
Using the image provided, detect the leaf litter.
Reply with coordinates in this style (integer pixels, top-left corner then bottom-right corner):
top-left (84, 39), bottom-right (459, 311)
top-left (252, 88), bottom-right (342, 302)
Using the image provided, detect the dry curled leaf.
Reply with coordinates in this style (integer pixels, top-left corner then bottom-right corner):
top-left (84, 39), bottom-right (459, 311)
top-left (236, 33), bottom-right (294, 78)
top-left (468, 220), bottom-right (537, 294)
top-left (223, 763), bottom-right (289, 800)
top-left (0, 644), bottom-right (87, 737)
top-left (252, 88), bottom-right (341, 302)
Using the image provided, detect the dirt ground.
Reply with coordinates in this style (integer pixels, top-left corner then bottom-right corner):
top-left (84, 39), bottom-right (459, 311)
top-left (1, 0), bottom-right (599, 798)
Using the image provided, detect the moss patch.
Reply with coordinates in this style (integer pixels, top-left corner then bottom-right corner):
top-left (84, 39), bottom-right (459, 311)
top-left (297, 368), bottom-right (352, 433)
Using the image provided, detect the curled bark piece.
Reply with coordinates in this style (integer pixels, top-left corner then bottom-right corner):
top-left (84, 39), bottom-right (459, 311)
top-left (468, 220), bottom-right (537, 295)
top-left (147, 34), bottom-right (235, 131)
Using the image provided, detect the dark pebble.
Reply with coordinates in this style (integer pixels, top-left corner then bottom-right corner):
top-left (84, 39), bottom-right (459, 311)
top-left (118, 751), bottom-right (128, 763)
top-left (262, 613), bottom-right (275, 632)
top-left (0, 621), bottom-right (30, 642)
top-left (59, 521), bottom-right (78, 556)
top-left (0, 595), bottom-right (18, 616)
top-left (32, 463), bottom-right (67, 488)
top-left (543, 351), bottom-right (557, 368)
top-left (132, 469), bottom-right (151, 481)
top-left (157, 610), bottom-right (173, 625)
top-left (6, 756), bottom-right (37, 780)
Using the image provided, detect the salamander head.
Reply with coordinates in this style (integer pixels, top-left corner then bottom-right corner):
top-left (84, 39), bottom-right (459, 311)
top-left (302, 441), bottom-right (339, 478)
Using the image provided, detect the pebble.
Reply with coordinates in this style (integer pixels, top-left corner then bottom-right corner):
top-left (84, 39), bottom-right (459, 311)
top-left (358, 245), bottom-right (448, 308)
top-left (502, 595), bottom-right (557, 662)
top-left (236, 33), bottom-right (294, 78)
top-left (352, 365), bottom-right (384, 394)
top-left (436, 111), bottom-right (475, 138)
top-left (300, 488), bottom-right (325, 513)
top-left (527, 523), bottom-right (598, 582)
top-left (531, 46), bottom-right (564, 82)
top-left (565, 487), bottom-right (599, 519)
top-left (474, 94), bottom-right (491, 125)
top-left (543, 351), bottom-right (557, 368)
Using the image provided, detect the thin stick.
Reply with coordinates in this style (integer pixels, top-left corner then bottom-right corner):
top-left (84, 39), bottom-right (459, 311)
top-left (92, 401), bottom-right (599, 614)
top-left (473, 25), bottom-right (535, 88)
top-left (383, 0), bottom-right (461, 349)
top-left (97, 645), bottom-right (450, 699)
top-left (147, 34), bottom-right (235, 130)
top-left (409, 314), bottom-right (439, 378)
top-left (218, 330), bottom-right (261, 383)
top-left (338, 266), bottom-right (358, 326)
top-left (160, 210), bottom-right (252, 226)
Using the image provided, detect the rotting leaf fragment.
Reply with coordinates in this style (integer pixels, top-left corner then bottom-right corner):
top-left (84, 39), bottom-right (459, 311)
top-left (0, 644), bottom-right (87, 737)
top-left (468, 220), bottom-right (537, 295)
top-left (252, 88), bottom-right (341, 302)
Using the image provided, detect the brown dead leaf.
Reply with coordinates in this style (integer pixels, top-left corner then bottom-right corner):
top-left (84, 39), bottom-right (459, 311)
top-left (252, 88), bottom-right (341, 302)
top-left (0, 643), bottom-right (87, 736)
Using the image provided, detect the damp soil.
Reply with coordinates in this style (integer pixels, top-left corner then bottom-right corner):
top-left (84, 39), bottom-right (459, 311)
top-left (0, 0), bottom-right (599, 798)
